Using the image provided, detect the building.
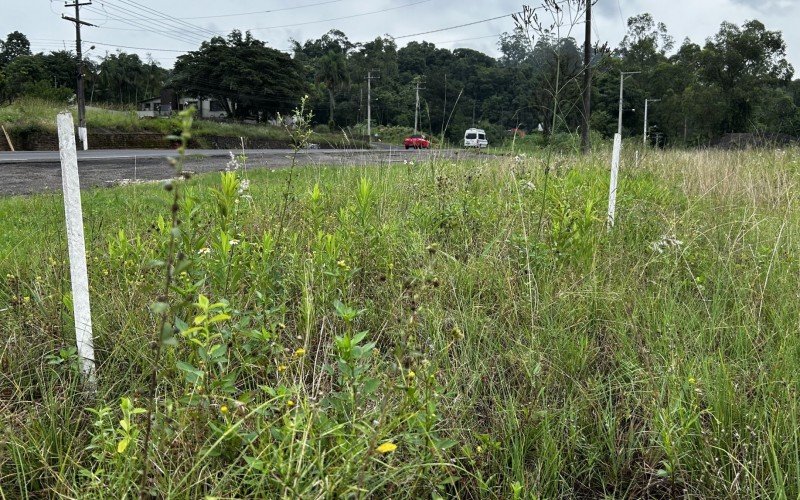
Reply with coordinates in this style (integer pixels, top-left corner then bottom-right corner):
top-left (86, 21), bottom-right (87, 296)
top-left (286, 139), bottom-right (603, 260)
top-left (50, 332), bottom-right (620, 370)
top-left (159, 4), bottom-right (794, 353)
top-left (137, 89), bottom-right (229, 119)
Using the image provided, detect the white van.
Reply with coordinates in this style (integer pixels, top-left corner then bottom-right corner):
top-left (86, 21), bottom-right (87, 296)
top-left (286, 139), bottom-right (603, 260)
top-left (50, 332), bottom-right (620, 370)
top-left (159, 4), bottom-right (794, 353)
top-left (464, 128), bottom-right (489, 148)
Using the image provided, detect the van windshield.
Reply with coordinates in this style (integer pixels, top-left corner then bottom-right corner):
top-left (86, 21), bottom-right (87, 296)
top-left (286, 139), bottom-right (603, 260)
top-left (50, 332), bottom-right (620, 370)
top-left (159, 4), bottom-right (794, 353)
top-left (478, 134), bottom-right (486, 140)
top-left (466, 133), bottom-right (477, 139)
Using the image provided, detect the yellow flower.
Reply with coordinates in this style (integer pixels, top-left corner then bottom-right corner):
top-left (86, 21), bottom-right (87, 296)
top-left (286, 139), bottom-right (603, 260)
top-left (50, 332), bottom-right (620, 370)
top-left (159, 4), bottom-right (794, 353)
top-left (406, 370), bottom-right (416, 380)
top-left (220, 405), bottom-right (229, 414)
top-left (688, 377), bottom-right (696, 385)
top-left (294, 348), bottom-right (306, 358)
top-left (376, 442), bottom-right (397, 454)
top-left (23, 296), bottom-right (30, 303)
top-left (278, 364), bottom-right (287, 373)
top-left (286, 400), bottom-right (295, 408)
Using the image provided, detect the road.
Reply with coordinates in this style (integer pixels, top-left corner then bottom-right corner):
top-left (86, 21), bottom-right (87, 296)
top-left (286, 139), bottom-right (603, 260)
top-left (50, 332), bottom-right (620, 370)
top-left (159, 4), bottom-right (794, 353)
top-left (0, 147), bottom-right (463, 196)
top-left (0, 148), bottom-right (370, 163)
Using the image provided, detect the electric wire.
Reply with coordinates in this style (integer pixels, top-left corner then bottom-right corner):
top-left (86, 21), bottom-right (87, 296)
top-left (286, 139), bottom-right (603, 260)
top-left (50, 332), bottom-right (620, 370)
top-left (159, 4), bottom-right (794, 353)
top-left (394, 12), bottom-right (516, 39)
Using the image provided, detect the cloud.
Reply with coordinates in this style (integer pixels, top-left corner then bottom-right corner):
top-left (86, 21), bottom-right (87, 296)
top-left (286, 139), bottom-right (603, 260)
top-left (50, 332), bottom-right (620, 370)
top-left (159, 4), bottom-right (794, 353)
top-left (729, 0), bottom-right (794, 12)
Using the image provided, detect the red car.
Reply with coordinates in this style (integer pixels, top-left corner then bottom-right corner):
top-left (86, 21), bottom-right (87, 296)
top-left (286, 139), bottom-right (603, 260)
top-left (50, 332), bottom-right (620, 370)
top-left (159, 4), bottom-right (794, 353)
top-left (403, 134), bottom-right (431, 149)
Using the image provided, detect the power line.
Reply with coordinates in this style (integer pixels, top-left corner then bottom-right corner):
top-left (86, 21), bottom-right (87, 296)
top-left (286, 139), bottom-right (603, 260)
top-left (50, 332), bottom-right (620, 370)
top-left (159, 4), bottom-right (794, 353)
top-left (86, 5), bottom-right (202, 46)
top-left (434, 33), bottom-right (502, 45)
top-left (242, 0), bottom-right (432, 31)
top-left (88, 2), bottom-right (211, 44)
top-left (84, 40), bottom-right (188, 53)
top-left (179, 0), bottom-right (348, 20)
top-left (105, 0), bottom-right (220, 38)
top-left (394, 12), bottom-right (516, 40)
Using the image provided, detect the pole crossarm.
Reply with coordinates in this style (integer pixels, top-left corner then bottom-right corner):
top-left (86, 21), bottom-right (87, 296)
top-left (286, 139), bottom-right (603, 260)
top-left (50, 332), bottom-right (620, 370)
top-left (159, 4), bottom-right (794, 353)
top-left (61, 15), bottom-right (96, 27)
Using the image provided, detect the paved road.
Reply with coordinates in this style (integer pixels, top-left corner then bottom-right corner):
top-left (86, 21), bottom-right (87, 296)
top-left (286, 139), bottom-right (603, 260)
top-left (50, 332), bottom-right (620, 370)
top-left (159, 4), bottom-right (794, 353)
top-left (0, 148), bottom-right (372, 163)
top-left (0, 147), bottom-right (464, 196)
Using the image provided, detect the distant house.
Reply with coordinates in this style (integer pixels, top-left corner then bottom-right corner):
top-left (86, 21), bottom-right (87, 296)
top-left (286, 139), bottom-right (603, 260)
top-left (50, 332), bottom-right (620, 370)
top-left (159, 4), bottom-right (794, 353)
top-left (137, 89), bottom-right (229, 119)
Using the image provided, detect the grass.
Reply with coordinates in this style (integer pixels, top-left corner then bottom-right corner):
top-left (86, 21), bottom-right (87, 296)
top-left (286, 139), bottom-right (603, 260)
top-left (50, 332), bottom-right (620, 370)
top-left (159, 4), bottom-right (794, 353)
top-left (0, 98), bottom-right (366, 147)
top-left (1, 142), bottom-right (800, 497)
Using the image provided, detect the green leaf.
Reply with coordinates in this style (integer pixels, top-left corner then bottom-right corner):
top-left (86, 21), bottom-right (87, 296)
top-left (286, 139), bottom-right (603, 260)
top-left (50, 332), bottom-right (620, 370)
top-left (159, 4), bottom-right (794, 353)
top-left (117, 437), bottom-right (130, 454)
top-left (149, 302), bottom-right (169, 315)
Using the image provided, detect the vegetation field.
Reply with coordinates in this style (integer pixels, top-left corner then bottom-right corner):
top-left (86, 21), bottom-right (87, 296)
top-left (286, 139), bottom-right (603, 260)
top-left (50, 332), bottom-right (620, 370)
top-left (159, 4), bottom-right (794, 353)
top-left (0, 98), bottom-right (366, 148)
top-left (1, 142), bottom-right (800, 497)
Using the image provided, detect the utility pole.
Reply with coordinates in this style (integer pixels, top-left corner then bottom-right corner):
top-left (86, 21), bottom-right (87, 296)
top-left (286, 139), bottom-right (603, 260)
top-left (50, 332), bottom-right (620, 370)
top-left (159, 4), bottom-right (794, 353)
top-left (63, 1), bottom-right (94, 151)
top-left (413, 79), bottom-right (423, 135)
top-left (617, 71), bottom-right (641, 136)
top-left (643, 98), bottom-right (660, 146)
top-left (366, 70), bottom-right (379, 144)
top-left (580, 0), bottom-right (592, 154)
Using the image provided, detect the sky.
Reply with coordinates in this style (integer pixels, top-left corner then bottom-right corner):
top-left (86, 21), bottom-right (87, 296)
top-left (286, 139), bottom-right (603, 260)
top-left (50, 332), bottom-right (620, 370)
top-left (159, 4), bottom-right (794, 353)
top-left (4, 0), bottom-right (800, 71)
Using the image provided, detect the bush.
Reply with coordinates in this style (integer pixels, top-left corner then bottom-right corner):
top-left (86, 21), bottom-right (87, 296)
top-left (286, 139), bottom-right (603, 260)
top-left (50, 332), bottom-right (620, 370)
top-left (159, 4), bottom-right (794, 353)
top-left (313, 124), bottom-right (331, 134)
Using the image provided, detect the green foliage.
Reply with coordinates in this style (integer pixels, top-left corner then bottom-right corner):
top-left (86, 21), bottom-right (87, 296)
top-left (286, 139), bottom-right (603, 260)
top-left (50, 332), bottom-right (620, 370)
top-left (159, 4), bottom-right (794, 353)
top-left (4, 144), bottom-right (800, 496)
top-left (172, 30), bottom-right (308, 121)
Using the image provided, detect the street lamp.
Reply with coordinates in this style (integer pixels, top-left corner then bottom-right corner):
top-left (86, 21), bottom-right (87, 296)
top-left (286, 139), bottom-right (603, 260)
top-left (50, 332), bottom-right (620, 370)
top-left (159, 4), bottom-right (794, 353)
top-left (643, 98), bottom-right (661, 146)
top-left (617, 71), bottom-right (641, 136)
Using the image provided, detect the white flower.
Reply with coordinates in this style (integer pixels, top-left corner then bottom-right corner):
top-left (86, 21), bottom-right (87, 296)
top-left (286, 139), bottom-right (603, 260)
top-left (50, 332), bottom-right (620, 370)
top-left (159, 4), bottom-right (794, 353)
top-left (238, 179), bottom-right (250, 194)
top-left (229, 239), bottom-right (240, 246)
top-left (226, 151), bottom-right (241, 172)
top-left (198, 247), bottom-right (211, 255)
top-left (650, 235), bottom-right (684, 254)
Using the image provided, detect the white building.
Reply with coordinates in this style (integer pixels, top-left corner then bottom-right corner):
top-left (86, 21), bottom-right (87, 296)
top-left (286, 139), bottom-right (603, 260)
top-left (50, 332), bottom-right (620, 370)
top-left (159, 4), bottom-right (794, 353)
top-left (137, 90), bottom-right (229, 119)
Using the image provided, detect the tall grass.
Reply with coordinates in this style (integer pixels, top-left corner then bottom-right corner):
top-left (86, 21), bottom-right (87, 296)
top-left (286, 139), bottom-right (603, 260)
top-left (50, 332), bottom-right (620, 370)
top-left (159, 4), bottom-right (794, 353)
top-left (1, 146), bottom-right (799, 497)
top-left (0, 98), bottom-right (359, 144)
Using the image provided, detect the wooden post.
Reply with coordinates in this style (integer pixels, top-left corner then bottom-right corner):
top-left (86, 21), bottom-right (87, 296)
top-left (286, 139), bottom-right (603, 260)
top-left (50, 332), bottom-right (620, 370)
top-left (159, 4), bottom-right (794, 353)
top-left (57, 111), bottom-right (96, 385)
top-left (607, 133), bottom-right (622, 229)
top-left (1, 125), bottom-right (14, 151)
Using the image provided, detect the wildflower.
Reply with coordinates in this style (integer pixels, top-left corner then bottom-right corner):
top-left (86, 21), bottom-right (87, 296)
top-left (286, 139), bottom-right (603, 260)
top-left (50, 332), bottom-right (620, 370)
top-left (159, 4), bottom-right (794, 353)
top-left (229, 239), bottom-right (240, 246)
top-left (406, 370), bottom-right (416, 380)
top-left (238, 179), bottom-right (251, 195)
top-left (650, 235), bottom-right (684, 254)
top-left (688, 377), bottom-right (696, 385)
top-left (220, 405), bottom-right (229, 414)
top-left (294, 348), bottom-right (306, 358)
top-left (23, 296), bottom-right (30, 304)
top-left (225, 151), bottom-right (241, 171)
top-left (277, 364), bottom-right (288, 373)
top-left (376, 442), bottom-right (397, 454)
top-left (286, 399), bottom-right (295, 408)
top-left (198, 247), bottom-right (211, 256)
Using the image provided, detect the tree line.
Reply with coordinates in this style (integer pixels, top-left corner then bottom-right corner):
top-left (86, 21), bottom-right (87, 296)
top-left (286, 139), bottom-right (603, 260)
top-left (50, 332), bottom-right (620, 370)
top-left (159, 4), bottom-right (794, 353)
top-left (1, 11), bottom-right (798, 145)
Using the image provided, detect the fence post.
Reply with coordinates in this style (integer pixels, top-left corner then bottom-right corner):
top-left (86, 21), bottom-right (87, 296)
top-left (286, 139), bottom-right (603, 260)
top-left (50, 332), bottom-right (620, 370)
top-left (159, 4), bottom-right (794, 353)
top-left (57, 111), bottom-right (96, 386)
top-left (607, 133), bottom-right (622, 229)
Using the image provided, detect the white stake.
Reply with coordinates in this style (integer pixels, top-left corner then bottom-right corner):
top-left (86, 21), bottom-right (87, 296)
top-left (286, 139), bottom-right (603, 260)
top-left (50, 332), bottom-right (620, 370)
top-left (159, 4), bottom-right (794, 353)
top-left (57, 112), bottom-right (96, 384)
top-left (607, 133), bottom-right (622, 229)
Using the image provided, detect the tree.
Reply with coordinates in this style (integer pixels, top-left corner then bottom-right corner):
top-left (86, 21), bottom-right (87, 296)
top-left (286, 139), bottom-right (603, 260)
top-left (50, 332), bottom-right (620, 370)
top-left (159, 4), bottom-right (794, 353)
top-left (173, 30), bottom-right (307, 120)
top-left (315, 51), bottom-right (349, 125)
top-left (699, 20), bottom-right (794, 132)
top-left (0, 31), bottom-right (32, 67)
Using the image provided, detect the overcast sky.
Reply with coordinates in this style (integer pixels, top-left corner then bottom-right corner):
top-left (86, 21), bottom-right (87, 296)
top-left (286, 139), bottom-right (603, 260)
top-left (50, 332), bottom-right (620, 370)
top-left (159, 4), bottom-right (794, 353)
top-left (5, 0), bottom-right (800, 71)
